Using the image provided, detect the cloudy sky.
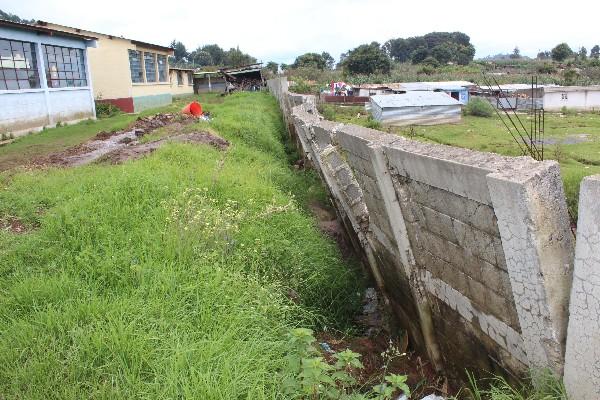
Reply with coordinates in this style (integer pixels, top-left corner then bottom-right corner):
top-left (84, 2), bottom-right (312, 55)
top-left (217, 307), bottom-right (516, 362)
top-left (4, 0), bottom-right (599, 64)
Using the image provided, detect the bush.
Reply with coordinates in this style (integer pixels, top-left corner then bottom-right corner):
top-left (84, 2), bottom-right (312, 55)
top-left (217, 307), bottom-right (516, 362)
top-left (95, 101), bottom-right (122, 118)
top-left (464, 97), bottom-right (495, 117)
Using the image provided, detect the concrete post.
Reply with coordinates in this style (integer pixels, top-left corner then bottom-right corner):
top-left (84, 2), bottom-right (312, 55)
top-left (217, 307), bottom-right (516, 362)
top-left (564, 175), bottom-right (600, 400)
top-left (486, 162), bottom-right (574, 376)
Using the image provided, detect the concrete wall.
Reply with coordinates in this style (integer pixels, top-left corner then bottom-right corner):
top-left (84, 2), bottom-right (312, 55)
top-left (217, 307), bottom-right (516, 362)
top-left (169, 70), bottom-right (194, 97)
top-left (268, 77), bottom-right (579, 385)
top-left (0, 25), bottom-right (96, 135)
top-left (544, 87), bottom-right (600, 111)
top-left (564, 175), bottom-right (600, 400)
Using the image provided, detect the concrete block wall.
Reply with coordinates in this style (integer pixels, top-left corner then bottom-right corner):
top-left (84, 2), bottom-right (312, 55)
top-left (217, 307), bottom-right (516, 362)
top-left (268, 78), bottom-right (600, 394)
top-left (564, 175), bottom-right (600, 400)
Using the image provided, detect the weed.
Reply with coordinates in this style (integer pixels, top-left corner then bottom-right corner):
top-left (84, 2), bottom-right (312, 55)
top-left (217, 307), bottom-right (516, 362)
top-left (464, 98), bottom-right (495, 117)
top-left (282, 328), bottom-right (410, 399)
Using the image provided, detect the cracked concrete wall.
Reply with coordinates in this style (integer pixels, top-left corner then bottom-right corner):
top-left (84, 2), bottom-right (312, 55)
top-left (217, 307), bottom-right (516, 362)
top-left (564, 175), bottom-right (600, 400)
top-left (267, 78), bottom-right (575, 384)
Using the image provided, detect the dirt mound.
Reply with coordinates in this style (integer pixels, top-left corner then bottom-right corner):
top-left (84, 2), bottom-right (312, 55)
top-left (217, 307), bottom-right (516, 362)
top-left (173, 132), bottom-right (230, 150)
top-left (99, 131), bottom-right (229, 165)
top-left (31, 112), bottom-right (217, 168)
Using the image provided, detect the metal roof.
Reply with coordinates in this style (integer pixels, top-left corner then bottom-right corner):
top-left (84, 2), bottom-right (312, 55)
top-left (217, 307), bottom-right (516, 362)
top-left (371, 92), bottom-right (462, 108)
top-left (0, 19), bottom-right (98, 40)
top-left (35, 20), bottom-right (172, 53)
top-left (544, 85), bottom-right (600, 93)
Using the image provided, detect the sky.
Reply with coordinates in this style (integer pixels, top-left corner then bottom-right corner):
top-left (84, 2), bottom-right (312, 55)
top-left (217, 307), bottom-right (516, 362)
top-left (3, 0), bottom-right (600, 65)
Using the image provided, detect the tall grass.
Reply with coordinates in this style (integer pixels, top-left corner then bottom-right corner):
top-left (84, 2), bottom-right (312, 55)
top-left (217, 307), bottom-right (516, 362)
top-left (0, 92), bottom-right (364, 399)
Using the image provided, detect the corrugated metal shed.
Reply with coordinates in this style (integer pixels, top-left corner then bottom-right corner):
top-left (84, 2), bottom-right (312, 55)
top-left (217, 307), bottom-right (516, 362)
top-left (370, 92), bottom-right (462, 126)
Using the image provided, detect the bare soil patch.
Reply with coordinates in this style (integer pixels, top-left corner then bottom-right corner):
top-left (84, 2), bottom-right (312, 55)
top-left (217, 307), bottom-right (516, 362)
top-left (30, 113), bottom-right (227, 168)
top-left (0, 216), bottom-right (37, 234)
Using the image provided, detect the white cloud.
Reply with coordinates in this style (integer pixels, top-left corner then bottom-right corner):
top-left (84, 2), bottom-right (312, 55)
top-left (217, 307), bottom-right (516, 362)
top-left (4, 0), bottom-right (600, 64)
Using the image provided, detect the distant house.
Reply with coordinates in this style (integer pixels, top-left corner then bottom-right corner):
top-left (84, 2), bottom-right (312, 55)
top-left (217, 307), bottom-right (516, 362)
top-left (35, 21), bottom-right (174, 113)
top-left (543, 86), bottom-right (600, 111)
top-left (0, 19), bottom-right (97, 135)
top-left (169, 67), bottom-right (194, 97)
top-left (370, 92), bottom-right (462, 126)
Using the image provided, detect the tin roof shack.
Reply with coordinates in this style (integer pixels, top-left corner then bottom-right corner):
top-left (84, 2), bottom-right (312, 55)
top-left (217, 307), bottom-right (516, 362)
top-left (193, 71), bottom-right (226, 93)
top-left (169, 67), bottom-right (194, 97)
top-left (543, 86), bottom-right (600, 112)
top-left (36, 20), bottom-right (174, 113)
top-left (0, 19), bottom-right (97, 136)
top-left (398, 81), bottom-right (475, 104)
top-left (370, 92), bottom-right (462, 126)
top-left (220, 63), bottom-right (264, 92)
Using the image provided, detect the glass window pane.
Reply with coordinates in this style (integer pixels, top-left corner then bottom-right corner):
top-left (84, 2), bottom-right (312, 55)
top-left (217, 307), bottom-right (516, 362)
top-left (144, 52), bottom-right (156, 83)
top-left (0, 80), bottom-right (6, 90)
top-left (40, 44), bottom-right (85, 88)
top-left (4, 69), bottom-right (16, 80)
top-left (6, 80), bottom-right (18, 90)
top-left (18, 79), bottom-right (31, 89)
top-left (128, 50), bottom-right (143, 83)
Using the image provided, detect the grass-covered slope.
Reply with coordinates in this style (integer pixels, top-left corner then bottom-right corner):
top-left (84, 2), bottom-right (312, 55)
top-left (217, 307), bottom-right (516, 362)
top-left (0, 92), bottom-right (364, 399)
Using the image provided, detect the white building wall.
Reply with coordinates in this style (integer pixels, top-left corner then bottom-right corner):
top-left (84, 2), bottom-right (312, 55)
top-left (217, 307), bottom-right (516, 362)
top-left (544, 88), bottom-right (600, 111)
top-left (0, 25), bottom-right (96, 136)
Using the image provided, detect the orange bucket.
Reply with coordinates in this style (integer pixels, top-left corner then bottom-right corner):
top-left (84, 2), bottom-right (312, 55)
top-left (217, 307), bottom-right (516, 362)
top-left (182, 101), bottom-right (202, 116)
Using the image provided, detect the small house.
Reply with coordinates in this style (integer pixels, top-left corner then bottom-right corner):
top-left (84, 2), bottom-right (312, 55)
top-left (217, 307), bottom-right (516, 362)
top-left (370, 92), bottom-right (462, 126)
top-left (169, 67), bottom-right (194, 97)
top-left (398, 81), bottom-right (475, 104)
top-left (0, 19), bottom-right (97, 135)
top-left (35, 21), bottom-right (174, 113)
top-left (543, 86), bottom-right (600, 111)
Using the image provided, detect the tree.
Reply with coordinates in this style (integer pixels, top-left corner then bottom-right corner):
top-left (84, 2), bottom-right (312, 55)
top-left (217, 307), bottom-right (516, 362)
top-left (510, 46), bottom-right (521, 59)
top-left (292, 53), bottom-right (327, 70)
top-left (265, 61), bottom-right (279, 74)
top-left (224, 46), bottom-right (256, 67)
top-left (383, 38), bottom-right (411, 62)
top-left (431, 44), bottom-right (453, 64)
top-left (578, 46), bottom-right (588, 60)
top-left (342, 42), bottom-right (391, 74)
top-left (190, 50), bottom-right (213, 66)
top-left (591, 45), bottom-right (600, 59)
top-left (551, 43), bottom-right (573, 62)
top-left (321, 52), bottom-right (335, 69)
top-left (280, 63), bottom-right (289, 71)
top-left (537, 51), bottom-right (551, 60)
top-left (410, 47), bottom-right (429, 64)
top-left (455, 44), bottom-right (475, 65)
top-left (0, 9), bottom-right (34, 23)
top-left (384, 31), bottom-right (475, 65)
top-left (169, 40), bottom-right (189, 62)
top-left (201, 44), bottom-right (226, 66)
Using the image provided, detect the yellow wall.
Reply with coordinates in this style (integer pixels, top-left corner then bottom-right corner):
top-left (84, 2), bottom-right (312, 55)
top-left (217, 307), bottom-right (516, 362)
top-left (42, 23), bottom-right (173, 101)
top-left (169, 70), bottom-right (194, 96)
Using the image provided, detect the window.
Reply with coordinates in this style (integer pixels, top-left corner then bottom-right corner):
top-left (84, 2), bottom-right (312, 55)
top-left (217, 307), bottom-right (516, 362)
top-left (157, 54), bottom-right (167, 82)
top-left (188, 72), bottom-right (193, 86)
top-left (0, 38), bottom-right (40, 90)
top-left (144, 52), bottom-right (156, 83)
top-left (42, 45), bottom-right (87, 88)
top-left (561, 93), bottom-right (568, 100)
top-left (177, 70), bottom-right (183, 86)
top-left (128, 50), bottom-right (143, 83)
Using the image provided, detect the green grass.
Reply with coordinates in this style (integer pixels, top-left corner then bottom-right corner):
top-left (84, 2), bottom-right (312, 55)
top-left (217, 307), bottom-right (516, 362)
top-left (0, 92), bottom-right (364, 399)
top-left (322, 104), bottom-right (600, 218)
top-left (464, 370), bottom-right (567, 400)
